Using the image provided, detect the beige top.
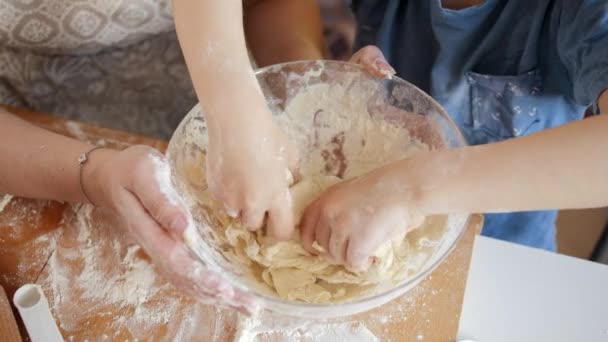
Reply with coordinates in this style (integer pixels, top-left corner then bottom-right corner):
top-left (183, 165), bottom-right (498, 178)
top-left (0, 0), bottom-right (197, 139)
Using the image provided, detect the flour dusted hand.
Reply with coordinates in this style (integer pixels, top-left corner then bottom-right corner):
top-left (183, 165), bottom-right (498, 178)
top-left (199, 78), bottom-right (436, 303)
top-left (83, 146), bottom-right (256, 314)
top-left (289, 45), bottom-right (415, 271)
top-left (301, 166), bottom-right (424, 271)
top-left (289, 175), bottom-right (342, 225)
top-left (206, 112), bottom-right (299, 240)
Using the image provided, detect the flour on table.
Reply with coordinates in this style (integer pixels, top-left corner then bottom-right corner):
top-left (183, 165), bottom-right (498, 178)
top-left (235, 313), bottom-right (378, 342)
top-left (302, 323), bottom-right (379, 342)
top-left (48, 205), bottom-right (163, 312)
top-left (41, 204), bottom-right (195, 339)
top-left (183, 81), bottom-right (445, 304)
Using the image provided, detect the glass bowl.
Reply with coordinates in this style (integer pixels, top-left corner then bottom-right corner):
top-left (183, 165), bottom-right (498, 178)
top-left (167, 60), bottom-right (469, 319)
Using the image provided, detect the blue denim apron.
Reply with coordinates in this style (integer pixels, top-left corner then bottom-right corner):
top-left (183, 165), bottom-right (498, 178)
top-left (351, 0), bottom-right (608, 250)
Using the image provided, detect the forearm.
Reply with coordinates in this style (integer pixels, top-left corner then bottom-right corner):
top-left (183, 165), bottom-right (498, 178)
top-left (391, 113), bottom-right (608, 214)
top-left (244, 0), bottom-right (325, 66)
top-left (0, 110), bottom-right (94, 203)
top-left (173, 0), bottom-right (270, 127)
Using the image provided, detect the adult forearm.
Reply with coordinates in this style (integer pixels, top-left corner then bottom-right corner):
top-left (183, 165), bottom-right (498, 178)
top-left (244, 0), bottom-right (325, 66)
top-left (0, 110), bottom-right (95, 203)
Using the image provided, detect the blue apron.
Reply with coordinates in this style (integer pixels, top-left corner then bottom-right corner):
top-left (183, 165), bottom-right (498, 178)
top-left (351, 0), bottom-right (608, 250)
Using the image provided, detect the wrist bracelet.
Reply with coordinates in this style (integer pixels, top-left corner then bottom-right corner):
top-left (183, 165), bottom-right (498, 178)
top-left (78, 146), bottom-right (104, 206)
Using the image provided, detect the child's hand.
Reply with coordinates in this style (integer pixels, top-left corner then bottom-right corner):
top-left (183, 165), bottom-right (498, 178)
top-left (206, 114), bottom-right (299, 240)
top-left (350, 45), bottom-right (396, 79)
top-left (86, 146), bottom-right (257, 314)
top-left (299, 166), bottom-right (424, 271)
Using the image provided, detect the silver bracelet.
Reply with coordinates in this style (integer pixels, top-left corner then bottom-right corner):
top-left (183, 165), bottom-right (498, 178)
top-left (78, 146), bottom-right (104, 206)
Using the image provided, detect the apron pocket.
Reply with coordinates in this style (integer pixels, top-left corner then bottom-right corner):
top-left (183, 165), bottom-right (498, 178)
top-left (467, 69), bottom-right (542, 142)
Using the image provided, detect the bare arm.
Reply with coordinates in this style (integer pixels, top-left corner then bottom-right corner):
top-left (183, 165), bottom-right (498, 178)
top-left (173, 0), bottom-right (323, 122)
top-left (0, 109), bottom-right (256, 313)
top-left (173, 0), bottom-right (267, 126)
top-left (244, 0), bottom-right (325, 66)
top-left (172, 1), bottom-right (300, 239)
top-left (0, 110), bottom-right (94, 202)
top-left (304, 43), bottom-right (608, 268)
top-left (347, 46), bottom-right (608, 215)
top-left (411, 90), bottom-right (608, 214)
top-left (2, 2), bottom-right (274, 202)
top-left (300, 91), bottom-right (608, 268)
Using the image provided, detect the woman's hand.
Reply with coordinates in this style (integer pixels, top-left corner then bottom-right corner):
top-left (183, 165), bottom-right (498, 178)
top-left (85, 145), bottom-right (257, 314)
top-left (350, 45), bottom-right (396, 79)
top-left (206, 113), bottom-right (299, 240)
top-left (300, 164), bottom-right (424, 271)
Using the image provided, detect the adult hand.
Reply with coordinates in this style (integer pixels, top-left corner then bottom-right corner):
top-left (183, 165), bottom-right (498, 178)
top-left (86, 145), bottom-right (257, 314)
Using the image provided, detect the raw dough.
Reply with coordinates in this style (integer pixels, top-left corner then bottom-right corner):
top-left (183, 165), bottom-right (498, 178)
top-left (218, 175), bottom-right (433, 303)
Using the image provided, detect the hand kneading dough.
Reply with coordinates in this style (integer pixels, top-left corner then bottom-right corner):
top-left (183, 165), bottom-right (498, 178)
top-left (187, 81), bottom-right (440, 304)
top-left (289, 175), bottom-right (341, 225)
top-left (213, 176), bottom-right (433, 304)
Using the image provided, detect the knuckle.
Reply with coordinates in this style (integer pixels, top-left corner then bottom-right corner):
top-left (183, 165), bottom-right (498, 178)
top-left (346, 239), bottom-right (365, 259)
top-left (147, 193), bottom-right (168, 215)
top-left (300, 230), bottom-right (313, 243)
top-left (334, 211), bottom-right (353, 226)
top-left (332, 224), bottom-right (349, 240)
top-left (320, 204), bottom-right (337, 221)
top-left (322, 207), bottom-right (349, 231)
top-left (133, 155), bottom-right (155, 176)
top-left (242, 209), bottom-right (263, 228)
top-left (243, 189), bottom-right (272, 213)
top-left (241, 186), bottom-right (262, 207)
top-left (243, 197), bottom-right (260, 214)
top-left (128, 145), bottom-right (161, 164)
top-left (153, 201), bottom-right (184, 231)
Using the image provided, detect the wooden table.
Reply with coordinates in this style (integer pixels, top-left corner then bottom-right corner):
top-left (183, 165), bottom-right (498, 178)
top-left (0, 106), bottom-right (482, 341)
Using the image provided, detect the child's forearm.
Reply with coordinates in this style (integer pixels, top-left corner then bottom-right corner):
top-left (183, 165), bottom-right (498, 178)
top-left (173, 0), bottom-right (271, 128)
top-left (244, 0), bottom-right (325, 66)
top-left (385, 111), bottom-right (608, 215)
